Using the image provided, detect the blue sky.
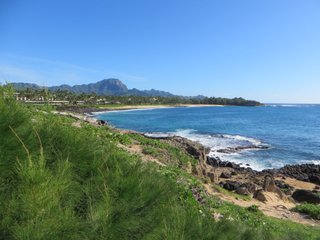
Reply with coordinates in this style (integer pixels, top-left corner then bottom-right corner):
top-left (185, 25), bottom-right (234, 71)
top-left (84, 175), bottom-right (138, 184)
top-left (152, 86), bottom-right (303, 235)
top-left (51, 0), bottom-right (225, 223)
top-left (1, 0), bottom-right (320, 103)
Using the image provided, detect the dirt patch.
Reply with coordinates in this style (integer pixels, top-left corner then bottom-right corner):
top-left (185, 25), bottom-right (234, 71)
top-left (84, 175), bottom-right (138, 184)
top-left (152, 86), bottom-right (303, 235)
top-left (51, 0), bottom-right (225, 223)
top-left (119, 144), bottom-right (166, 166)
top-left (204, 184), bottom-right (319, 226)
top-left (277, 177), bottom-right (318, 191)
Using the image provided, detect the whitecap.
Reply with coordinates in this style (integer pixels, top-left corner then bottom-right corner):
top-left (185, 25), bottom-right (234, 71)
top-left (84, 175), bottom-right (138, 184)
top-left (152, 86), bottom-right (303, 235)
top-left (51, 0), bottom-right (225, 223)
top-left (144, 132), bottom-right (173, 138)
top-left (299, 160), bottom-right (320, 165)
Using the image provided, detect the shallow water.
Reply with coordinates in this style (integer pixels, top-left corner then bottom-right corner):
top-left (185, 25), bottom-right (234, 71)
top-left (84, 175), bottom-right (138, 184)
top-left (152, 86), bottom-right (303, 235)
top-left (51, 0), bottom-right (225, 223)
top-left (95, 104), bottom-right (320, 170)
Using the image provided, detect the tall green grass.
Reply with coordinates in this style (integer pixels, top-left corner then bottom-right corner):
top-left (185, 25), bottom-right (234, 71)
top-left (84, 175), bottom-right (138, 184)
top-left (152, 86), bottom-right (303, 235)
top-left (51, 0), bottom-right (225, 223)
top-left (0, 88), bottom-right (235, 239)
top-left (0, 86), bottom-right (319, 239)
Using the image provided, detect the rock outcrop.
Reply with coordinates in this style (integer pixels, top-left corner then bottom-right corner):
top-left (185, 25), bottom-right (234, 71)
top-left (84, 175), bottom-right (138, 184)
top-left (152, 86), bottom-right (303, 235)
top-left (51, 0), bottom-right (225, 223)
top-left (292, 189), bottom-right (320, 204)
top-left (273, 164), bottom-right (320, 185)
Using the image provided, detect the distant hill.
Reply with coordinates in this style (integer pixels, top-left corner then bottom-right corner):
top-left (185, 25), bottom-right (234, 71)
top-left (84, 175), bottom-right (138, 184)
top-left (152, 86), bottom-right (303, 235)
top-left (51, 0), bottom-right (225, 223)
top-left (49, 79), bottom-right (129, 96)
top-left (10, 82), bottom-right (42, 90)
top-left (8, 78), bottom-right (261, 106)
top-left (10, 79), bottom-right (179, 98)
top-left (8, 79), bottom-right (261, 106)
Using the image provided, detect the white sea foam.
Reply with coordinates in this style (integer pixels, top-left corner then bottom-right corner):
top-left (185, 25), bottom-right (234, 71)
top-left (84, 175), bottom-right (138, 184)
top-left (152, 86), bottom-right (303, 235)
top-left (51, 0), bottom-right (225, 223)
top-left (300, 160), bottom-right (320, 165)
top-left (268, 104), bottom-right (299, 107)
top-left (170, 129), bottom-right (266, 151)
top-left (145, 129), bottom-right (271, 170)
top-left (144, 132), bottom-right (173, 138)
top-left (279, 104), bottom-right (299, 107)
top-left (220, 134), bottom-right (263, 146)
top-left (267, 104), bottom-right (318, 108)
top-left (145, 128), bottom-right (319, 170)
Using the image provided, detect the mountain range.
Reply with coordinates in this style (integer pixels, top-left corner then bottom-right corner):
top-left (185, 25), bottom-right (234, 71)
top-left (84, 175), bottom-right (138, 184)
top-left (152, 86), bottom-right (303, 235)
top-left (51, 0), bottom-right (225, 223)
top-left (10, 79), bottom-right (205, 99)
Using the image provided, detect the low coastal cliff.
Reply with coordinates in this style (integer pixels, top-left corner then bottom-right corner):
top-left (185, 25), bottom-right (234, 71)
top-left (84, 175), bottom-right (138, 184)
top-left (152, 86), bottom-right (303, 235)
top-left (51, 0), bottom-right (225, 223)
top-left (59, 109), bottom-right (320, 225)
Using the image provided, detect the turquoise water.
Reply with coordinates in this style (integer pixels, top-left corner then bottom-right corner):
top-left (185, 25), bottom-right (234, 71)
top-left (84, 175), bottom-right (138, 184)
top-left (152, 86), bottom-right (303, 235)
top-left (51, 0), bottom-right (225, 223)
top-left (95, 105), bottom-right (320, 170)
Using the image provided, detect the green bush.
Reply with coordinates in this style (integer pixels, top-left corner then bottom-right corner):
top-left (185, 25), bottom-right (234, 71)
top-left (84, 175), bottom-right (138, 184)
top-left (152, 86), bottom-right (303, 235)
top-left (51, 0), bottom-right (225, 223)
top-left (247, 205), bottom-right (261, 213)
top-left (129, 133), bottom-right (197, 167)
top-left (142, 145), bottom-right (160, 156)
top-left (293, 204), bottom-right (320, 220)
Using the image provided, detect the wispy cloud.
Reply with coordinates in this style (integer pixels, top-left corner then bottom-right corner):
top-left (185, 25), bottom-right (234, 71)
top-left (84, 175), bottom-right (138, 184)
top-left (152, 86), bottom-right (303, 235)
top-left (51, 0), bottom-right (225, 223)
top-left (0, 65), bottom-right (45, 84)
top-left (0, 53), bottom-right (147, 85)
top-left (5, 53), bottom-right (102, 74)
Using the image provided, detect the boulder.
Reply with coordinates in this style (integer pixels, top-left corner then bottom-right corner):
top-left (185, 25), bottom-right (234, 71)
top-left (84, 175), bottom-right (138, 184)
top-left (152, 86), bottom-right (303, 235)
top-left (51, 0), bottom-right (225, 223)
top-left (276, 164), bottom-right (320, 183)
top-left (240, 182), bottom-right (257, 194)
top-left (274, 187), bottom-right (288, 201)
top-left (263, 176), bottom-right (288, 200)
top-left (220, 172), bottom-right (232, 179)
top-left (292, 189), bottom-right (320, 204)
top-left (206, 156), bottom-right (221, 167)
top-left (236, 187), bottom-right (250, 196)
top-left (207, 171), bottom-right (218, 183)
top-left (226, 162), bottom-right (238, 169)
top-left (97, 120), bottom-right (107, 126)
top-left (254, 189), bottom-right (267, 202)
top-left (296, 174), bottom-right (309, 182)
top-left (309, 175), bottom-right (320, 185)
top-left (263, 175), bottom-right (277, 192)
top-left (222, 181), bottom-right (241, 191)
top-left (275, 180), bottom-right (294, 195)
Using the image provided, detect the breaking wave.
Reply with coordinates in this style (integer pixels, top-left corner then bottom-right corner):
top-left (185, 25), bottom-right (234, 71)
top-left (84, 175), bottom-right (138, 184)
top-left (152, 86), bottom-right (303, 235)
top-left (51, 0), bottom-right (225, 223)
top-left (145, 129), bottom-right (270, 170)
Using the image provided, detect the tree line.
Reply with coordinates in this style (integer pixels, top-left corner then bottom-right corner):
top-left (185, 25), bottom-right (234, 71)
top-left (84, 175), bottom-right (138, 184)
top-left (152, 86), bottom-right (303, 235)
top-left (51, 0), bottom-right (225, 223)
top-left (14, 88), bottom-right (262, 106)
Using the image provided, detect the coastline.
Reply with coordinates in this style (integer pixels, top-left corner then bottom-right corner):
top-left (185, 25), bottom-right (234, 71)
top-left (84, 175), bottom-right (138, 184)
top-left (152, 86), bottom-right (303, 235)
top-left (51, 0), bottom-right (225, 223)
top-left (92, 104), bottom-right (224, 114)
top-left (57, 104), bottom-right (224, 116)
top-left (58, 109), bottom-right (320, 178)
top-left (56, 109), bottom-right (320, 225)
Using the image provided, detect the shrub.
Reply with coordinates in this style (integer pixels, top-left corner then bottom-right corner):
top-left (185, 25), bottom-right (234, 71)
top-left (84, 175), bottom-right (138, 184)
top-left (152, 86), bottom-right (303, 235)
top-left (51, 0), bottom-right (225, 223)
top-left (247, 205), bottom-right (261, 213)
top-left (293, 204), bottom-right (320, 220)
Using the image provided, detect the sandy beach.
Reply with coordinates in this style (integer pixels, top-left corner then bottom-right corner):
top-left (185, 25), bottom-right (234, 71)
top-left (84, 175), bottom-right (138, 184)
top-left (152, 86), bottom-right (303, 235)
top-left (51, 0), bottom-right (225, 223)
top-left (90, 104), bottom-right (224, 114)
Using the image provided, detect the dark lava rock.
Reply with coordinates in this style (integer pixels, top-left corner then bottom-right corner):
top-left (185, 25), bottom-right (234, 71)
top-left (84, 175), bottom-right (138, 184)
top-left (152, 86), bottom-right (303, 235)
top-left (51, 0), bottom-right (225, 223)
top-left (254, 189), bottom-right (267, 202)
top-left (263, 175), bottom-right (277, 192)
top-left (225, 162), bottom-right (239, 169)
top-left (216, 145), bottom-right (269, 154)
top-left (261, 169), bottom-right (276, 176)
top-left (275, 180), bottom-right (293, 190)
top-left (276, 164), bottom-right (320, 184)
top-left (97, 119), bottom-right (107, 126)
top-left (236, 187), bottom-right (250, 196)
top-left (309, 175), bottom-right (320, 185)
top-left (222, 181), bottom-right (241, 191)
top-left (292, 189), bottom-right (320, 204)
top-left (206, 156), bottom-right (221, 167)
top-left (240, 182), bottom-right (257, 194)
top-left (275, 180), bottom-right (294, 195)
top-left (296, 174), bottom-right (309, 182)
top-left (220, 172), bottom-right (232, 178)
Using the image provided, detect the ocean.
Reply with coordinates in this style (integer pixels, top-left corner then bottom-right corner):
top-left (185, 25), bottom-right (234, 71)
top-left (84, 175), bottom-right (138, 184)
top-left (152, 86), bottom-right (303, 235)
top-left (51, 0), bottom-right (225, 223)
top-left (94, 104), bottom-right (320, 171)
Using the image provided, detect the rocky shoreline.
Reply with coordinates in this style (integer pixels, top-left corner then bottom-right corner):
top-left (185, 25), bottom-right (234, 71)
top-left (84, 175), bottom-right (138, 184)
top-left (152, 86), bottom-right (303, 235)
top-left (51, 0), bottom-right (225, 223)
top-left (145, 134), bottom-right (320, 206)
top-left (60, 109), bottom-right (320, 220)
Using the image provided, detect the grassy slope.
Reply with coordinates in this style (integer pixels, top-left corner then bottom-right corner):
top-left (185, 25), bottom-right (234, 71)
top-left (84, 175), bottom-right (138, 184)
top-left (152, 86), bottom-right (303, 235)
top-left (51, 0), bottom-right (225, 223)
top-left (0, 88), bottom-right (319, 239)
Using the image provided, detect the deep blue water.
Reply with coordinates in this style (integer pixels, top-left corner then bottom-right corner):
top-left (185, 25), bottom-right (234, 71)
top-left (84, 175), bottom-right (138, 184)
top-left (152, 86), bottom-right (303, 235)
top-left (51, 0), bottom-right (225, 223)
top-left (95, 104), bottom-right (320, 170)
